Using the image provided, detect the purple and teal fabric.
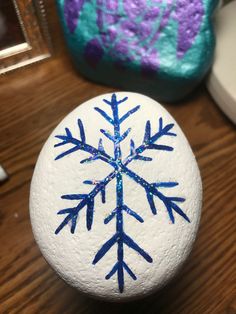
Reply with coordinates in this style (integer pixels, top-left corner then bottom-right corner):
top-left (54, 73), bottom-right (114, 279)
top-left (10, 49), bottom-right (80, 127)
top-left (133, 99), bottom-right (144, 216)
top-left (57, 0), bottom-right (218, 102)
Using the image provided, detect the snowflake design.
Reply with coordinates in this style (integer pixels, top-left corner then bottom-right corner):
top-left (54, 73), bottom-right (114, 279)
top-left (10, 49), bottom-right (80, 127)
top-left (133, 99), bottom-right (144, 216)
top-left (54, 94), bottom-right (190, 293)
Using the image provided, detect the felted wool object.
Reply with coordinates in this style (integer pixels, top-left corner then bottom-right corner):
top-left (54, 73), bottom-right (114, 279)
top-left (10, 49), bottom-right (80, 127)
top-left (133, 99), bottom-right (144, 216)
top-left (57, 0), bottom-right (218, 102)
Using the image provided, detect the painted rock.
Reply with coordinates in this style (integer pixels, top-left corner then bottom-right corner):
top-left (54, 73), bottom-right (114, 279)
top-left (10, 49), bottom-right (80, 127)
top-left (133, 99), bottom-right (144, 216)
top-left (30, 92), bottom-right (202, 301)
top-left (207, 0), bottom-right (236, 124)
top-left (0, 165), bottom-right (8, 183)
top-left (57, 0), bottom-right (218, 102)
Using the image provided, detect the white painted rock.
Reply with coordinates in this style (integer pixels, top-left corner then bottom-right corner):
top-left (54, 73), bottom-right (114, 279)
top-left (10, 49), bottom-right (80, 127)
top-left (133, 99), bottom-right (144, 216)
top-left (0, 165), bottom-right (8, 183)
top-left (30, 92), bottom-right (202, 301)
top-left (207, 0), bottom-right (236, 124)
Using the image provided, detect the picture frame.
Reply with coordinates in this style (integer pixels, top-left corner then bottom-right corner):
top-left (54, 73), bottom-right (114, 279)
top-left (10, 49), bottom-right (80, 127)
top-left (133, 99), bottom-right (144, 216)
top-left (0, 0), bottom-right (52, 74)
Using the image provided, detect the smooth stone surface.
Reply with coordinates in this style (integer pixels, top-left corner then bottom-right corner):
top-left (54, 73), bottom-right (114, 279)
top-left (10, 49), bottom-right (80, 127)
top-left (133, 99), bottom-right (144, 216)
top-left (30, 92), bottom-right (202, 301)
top-left (207, 0), bottom-right (236, 124)
top-left (0, 165), bottom-right (8, 182)
top-left (57, 0), bottom-right (218, 102)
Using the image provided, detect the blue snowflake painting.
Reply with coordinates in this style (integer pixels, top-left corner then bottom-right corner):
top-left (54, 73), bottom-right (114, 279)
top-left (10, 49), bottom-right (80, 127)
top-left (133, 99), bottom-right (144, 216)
top-left (54, 93), bottom-right (190, 293)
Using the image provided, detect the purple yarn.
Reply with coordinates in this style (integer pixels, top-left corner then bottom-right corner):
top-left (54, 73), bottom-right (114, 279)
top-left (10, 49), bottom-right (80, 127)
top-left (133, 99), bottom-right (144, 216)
top-left (123, 0), bottom-right (147, 19)
top-left (106, 0), bottom-right (118, 10)
top-left (64, 0), bottom-right (85, 33)
top-left (175, 0), bottom-right (204, 58)
top-left (84, 38), bottom-right (104, 68)
top-left (141, 48), bottom-right (160, 76)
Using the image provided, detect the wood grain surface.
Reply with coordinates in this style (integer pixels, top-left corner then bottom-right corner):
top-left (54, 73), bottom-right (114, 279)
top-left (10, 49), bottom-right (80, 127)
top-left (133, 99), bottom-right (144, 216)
top-left (0, 2), bottom-right (235, 313)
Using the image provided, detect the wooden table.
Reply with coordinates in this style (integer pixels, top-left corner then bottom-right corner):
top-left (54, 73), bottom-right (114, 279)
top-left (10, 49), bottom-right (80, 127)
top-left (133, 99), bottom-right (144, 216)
top-left (0, 2), bottom-right (235, 313)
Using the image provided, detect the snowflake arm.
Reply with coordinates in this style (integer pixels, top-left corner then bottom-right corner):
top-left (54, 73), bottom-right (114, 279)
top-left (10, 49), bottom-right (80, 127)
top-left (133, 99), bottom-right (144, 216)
top-left (119, 105), bottom-right (140, 124)
top-left (90, 95), bottom-right (153, 293)
top-left (94, 107), bottom-right (114, 125)
top-left (93, 232), bottom-right (152, 265)
top-left (55, 169), bottom-right (117, 234)
top-left (103, 95), bottom-right (128, 106)
top-left (123, 117), bottom-right (177, 165)
top-left (120, 164), bottom-right (190, 223)
top-left (54, 119), bottom-right (117, 168)
top-left (104, 205), bottom-right (144, 225)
